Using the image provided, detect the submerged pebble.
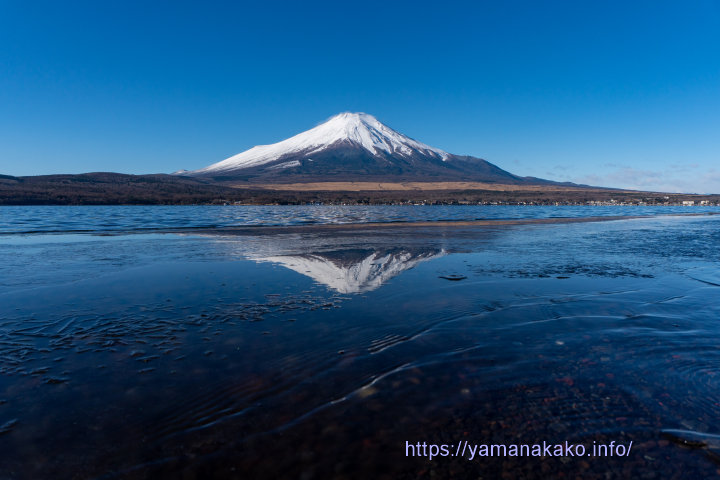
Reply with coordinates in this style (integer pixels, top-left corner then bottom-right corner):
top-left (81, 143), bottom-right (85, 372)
top-left (44, 376), bottom-right (69, 385)
top-left (439, 274), bottom-right (467, 281)
top-left (0, 418), bottom-right (18, 435)
top-left (137, 355), bottom-right (159, 363)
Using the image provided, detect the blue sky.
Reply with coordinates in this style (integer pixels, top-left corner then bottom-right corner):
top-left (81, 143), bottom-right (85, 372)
top-left (1, 0), bottom-right (719, 193)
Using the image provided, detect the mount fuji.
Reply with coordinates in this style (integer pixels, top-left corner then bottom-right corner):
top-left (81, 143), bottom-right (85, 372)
top-left (183, 112), bottom-right (545, 184)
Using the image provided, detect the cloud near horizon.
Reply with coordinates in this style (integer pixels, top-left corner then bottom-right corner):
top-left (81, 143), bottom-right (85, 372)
top-left (570, 165), bottom-right (720, 194)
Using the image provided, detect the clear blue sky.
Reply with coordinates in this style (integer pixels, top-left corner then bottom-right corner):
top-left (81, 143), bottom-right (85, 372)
top-left (1, 0), bottom-right (719, 193)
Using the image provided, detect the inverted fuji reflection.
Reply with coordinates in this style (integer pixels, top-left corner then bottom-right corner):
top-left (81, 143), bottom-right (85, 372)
top-left (202, 229), bottom-right (452, 294)
top-left (252, 248), bottom-right (445, 293)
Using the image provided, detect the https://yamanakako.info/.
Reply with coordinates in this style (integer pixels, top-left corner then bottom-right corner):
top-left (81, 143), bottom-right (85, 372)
top-left (405, 440), bottom-right (632, 461)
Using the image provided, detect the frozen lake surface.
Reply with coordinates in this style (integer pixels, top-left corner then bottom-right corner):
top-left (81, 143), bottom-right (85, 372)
top-left (1, 206), bottom-right (720, 479)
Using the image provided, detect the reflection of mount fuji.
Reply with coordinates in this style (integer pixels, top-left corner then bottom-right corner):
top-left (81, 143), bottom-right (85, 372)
top-left (254, 248), bottom-right (445, 294)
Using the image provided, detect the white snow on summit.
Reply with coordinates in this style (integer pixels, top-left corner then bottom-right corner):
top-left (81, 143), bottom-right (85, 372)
top-left (192, 112), bottom-right (449, 174)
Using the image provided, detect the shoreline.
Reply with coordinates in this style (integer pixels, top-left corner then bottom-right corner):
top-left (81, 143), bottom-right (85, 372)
top-left (2, 211), bottom-right (717, 237)
top-left (182, 212), bottom-right (719, 236)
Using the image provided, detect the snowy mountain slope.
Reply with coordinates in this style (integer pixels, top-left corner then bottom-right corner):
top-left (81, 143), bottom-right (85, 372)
top-left (194, 112), bottom-right (448, 174)
top-left (183, 112), bottom-right (533, 184)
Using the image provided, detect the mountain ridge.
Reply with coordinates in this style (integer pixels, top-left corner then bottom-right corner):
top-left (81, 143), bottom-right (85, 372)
top-left (184, 113), bottom-right (542, 184)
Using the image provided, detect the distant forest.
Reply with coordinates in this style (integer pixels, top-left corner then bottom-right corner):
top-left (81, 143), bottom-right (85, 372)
top-left (1, 172), bottom-right (718, 206)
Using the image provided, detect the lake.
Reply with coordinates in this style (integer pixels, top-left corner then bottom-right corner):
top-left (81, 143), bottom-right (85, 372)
top-left (1, 206), bottom-right (720, 479)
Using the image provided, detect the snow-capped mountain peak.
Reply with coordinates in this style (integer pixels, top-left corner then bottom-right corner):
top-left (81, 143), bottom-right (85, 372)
top-left (183, 111), bottom-right (528, 184)
top-left (191, 112), bottom-right (448, 174)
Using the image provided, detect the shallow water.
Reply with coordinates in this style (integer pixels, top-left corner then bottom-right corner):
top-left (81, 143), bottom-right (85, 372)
top-left (1, 208), bottom-right (720, 479)
top-left (2, 204), bottom-right (719, 234)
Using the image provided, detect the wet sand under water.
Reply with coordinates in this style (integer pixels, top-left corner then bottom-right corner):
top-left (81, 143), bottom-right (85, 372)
top-left (1, 213), bottom-right (720, 479)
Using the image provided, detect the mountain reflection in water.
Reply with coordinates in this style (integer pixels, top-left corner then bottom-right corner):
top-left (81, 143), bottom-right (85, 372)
top-left (251, 248), bottom-right (445, 293)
